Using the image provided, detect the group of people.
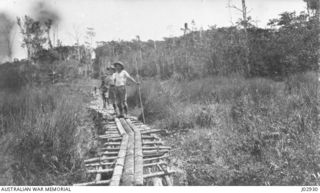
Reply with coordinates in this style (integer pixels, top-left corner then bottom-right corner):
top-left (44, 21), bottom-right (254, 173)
top-left (100, 61), bottom-right (139, 118)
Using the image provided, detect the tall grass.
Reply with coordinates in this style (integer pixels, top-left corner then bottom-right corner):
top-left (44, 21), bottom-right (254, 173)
top-left (0, 84), bottom-right (92, 185)
top-left (128, 71), bottom-right (319, 185)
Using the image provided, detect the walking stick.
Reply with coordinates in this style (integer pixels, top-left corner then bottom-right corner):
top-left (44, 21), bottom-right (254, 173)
top-left (135, 56), bottom-right (146, 123)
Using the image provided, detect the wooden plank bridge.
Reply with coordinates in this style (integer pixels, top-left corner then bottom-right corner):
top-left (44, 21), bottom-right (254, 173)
top-left (74, 95), bottom-right (174, 186)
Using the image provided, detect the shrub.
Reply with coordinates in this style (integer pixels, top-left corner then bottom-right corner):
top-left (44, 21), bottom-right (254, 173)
top-left (131, 72), bottom-right (320, 185)
top-left (0, 61), bottom-right (36, 91)
top-left (0, 84), bottom-right (92, 185)
top-left (127, 79), bottom-right (173, 122)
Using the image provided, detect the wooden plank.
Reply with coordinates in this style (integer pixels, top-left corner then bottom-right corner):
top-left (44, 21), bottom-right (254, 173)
top-left (105, 131), bottom-right (120, 135)
top-left (137, 125), bottom-right (151, 130)
top-left (105, 131), bottom-right (119, 133)
top-left (143, 150), bottom-right (169, 155)
top-left (143, 153), bottom-right (167, 158)
top-left (103, 122), bottom-right (116, 124)
top-left (144, 162), bottom-right (166, 167)
top-left (131, 123), bottom-right (144, 126)
top-left (105, 129), bottom-right (119, 132)
top-left (126, 119), bottom-right (143, 186)
top-left (143, 154), bottom-right (168, 159)
top-left (84, 156), bottom-right (117, 163)
top-left (103, 125), bottom-right (118, 129)
top-left (105, 132), bottom-right (119, 135)
top-left (101, 138), bottom-right (122, 142)
top-left (120, 119), bottom-right (134, 186)
top-left (87, 168), bottom-right (113, 174)
top-left (142, 146), bottom-right (171, 151)
top-left (120, 118), bottom-right (133, 134)
top-left (100, 151), bottom-right (119, 156)
top-left (142, 136), bottom-right (160, 140)
top-left (99, 134), bottom-right (121, 138)
top-left (73, 180), bottom-right (111, 186)
top-left (142, 141), bottom-right (164, 145)
top-left (143, 155), bottom-right (168, 162)
top-left (104, 130), bottom-right (119, 133)
top-left (103, 142), bottom-right (122, 146)
top-left (98, 147), bottom-right (120, 151)
top-left (104, 127), bottom-right (117, 130)
top-left (143, 171), bottom-right (175, 178)
top-left (85, 162), bottom-right (114, 167)
top-left (110, 134), bottom-right (128, 186)
top-left (105, 127), bottom-right (119, 131)
top-left (141, 129), bottom-right (162, 134)
top-left (98, 135), bottom-right (121, 140)
top-left (115, 118), bottom-right (126, 135)
top-left (103, 125), bottom-right (117, 128)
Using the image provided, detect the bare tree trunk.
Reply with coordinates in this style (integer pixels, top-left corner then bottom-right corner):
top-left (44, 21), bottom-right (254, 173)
top-left (171, 39), bottom-right (176, 76)
top-left (53, 27), bottom-right (56, 47)
top-left (242, 0), bottom-right (250, 77)
top-left (154, 41), bottom-right (161, 79)
top-left (183, 25), bottom-right (189, 79)
top-left (227, 0), bottom-right (234, 25)
top-left (47, 32), bottom-right (53, 49)
top-left (77, 40), bottom-right (81, 63)
top-left (26, 34), bottom-right (32, 61)
top-left (317, 2), bottom-right (320, 79)
top-left (6, 38), bottom-right (12, 61)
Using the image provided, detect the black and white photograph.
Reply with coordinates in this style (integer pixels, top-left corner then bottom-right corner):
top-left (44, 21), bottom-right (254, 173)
top-left (0, 0), bottom-right (319, 191)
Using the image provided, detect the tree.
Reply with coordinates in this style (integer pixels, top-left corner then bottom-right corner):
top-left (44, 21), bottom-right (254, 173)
top-left (304, 0), bottom-right (320, 16)
top-left (44, 19), bottom-right (53, 49)
top-left (228, 0), bottom-right (251, 76)
top-left (241, 0), bottom-right (250, 76)
top-left (17, 15), bottom-right (52, 62)
top-left (303, 0), bottom-right (320, 75)
top-left (265, 11), bottom-right (318, 76)
top-left (68, 24), bottom-right (83, 61)
top-left (304, 0), bottom-right (320, 75)
top-left (84, 27), bottom-right (96, 77)
top-left (85, 27), bottom-right (96, 48)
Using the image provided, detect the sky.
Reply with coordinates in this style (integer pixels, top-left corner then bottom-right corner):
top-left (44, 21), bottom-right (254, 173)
top-left (0, 0), bottom-right (307, 59)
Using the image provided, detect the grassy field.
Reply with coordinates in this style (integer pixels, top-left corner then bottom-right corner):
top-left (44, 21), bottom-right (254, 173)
top-left (0, 79), bottom-right (98, 185)
top-left (128, 71), bottom-right (320, 185)
top-left (0, 70), bottom-right (318, 185)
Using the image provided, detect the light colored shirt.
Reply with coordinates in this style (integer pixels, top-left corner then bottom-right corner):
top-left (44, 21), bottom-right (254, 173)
top-left (105, 74), bottom-right (115, 87)
top-left (114, 70), bottom-right (130, 86)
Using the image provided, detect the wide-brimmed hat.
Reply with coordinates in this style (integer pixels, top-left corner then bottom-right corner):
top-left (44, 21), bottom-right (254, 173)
top-left (113, 61), bottom-right (124, 69)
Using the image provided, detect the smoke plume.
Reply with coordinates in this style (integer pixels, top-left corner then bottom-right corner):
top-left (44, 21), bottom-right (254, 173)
top-left (32, 1), bottom-right (61, 26)
top-left (0, 13), bottom-right (14, 63)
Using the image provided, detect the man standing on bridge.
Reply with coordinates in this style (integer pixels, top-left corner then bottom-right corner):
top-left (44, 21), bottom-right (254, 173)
top-left (113, 61), bottom-right (139, 118)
